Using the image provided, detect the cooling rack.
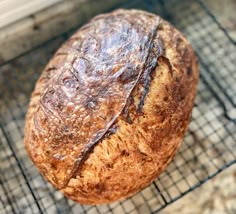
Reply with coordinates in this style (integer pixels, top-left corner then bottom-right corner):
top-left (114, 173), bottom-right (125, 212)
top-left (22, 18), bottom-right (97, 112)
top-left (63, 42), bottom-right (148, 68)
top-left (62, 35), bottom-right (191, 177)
top-left (0, 0), bottom-right (236, 213)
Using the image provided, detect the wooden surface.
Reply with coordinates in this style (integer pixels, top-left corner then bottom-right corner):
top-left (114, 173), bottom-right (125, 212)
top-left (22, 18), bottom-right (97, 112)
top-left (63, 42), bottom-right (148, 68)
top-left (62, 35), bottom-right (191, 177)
top-left (0, 0), bottom-right (63, 28)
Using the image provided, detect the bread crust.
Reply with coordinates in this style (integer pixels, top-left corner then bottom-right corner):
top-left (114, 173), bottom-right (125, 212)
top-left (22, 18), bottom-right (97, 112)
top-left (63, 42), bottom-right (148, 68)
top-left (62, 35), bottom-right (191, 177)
top-left (24, 9), bottom-right (198, 204)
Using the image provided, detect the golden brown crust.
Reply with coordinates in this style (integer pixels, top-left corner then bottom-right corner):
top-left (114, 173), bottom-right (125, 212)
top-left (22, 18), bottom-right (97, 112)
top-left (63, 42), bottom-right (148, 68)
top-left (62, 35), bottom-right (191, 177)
top-left (24, 9), bottom-right (198, 204)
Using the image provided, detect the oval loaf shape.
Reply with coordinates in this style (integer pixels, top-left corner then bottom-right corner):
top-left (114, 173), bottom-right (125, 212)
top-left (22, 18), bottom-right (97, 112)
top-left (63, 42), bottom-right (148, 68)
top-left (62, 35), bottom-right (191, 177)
top-left (24, 9), bottom-right (198, 204)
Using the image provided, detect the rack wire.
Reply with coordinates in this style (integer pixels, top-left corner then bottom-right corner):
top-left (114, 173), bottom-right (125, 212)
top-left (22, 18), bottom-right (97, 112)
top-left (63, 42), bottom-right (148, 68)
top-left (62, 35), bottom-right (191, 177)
top-left (0, 0), bottom-right (235, 213)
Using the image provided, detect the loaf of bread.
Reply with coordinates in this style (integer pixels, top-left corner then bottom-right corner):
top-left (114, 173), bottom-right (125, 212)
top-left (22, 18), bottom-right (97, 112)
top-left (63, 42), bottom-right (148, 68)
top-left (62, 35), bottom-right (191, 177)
top-left (24, 9), bottom-right (198, 204)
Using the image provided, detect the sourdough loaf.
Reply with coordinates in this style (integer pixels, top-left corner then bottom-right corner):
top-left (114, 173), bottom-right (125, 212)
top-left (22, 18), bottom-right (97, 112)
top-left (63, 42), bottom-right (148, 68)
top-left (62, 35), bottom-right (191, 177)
top-left (24, 9), bottom-right (199, 204)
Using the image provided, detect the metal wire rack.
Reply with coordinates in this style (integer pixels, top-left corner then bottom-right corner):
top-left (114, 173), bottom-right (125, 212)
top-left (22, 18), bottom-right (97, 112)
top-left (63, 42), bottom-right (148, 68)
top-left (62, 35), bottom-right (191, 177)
top-left (0, 0), bottom-right (236, 213)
